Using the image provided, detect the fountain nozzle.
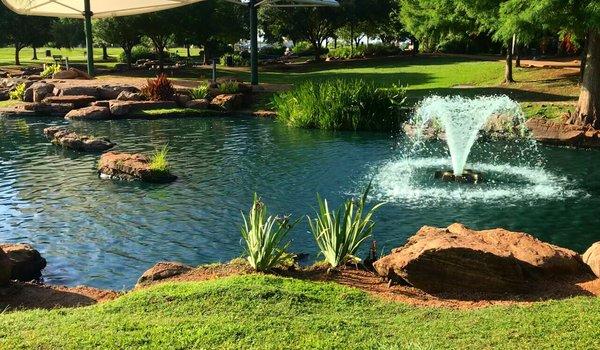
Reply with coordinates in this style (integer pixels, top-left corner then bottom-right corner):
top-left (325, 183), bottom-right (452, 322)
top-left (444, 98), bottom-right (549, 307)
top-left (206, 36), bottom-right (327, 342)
top-left (434, 169), bottom-right (483, 184)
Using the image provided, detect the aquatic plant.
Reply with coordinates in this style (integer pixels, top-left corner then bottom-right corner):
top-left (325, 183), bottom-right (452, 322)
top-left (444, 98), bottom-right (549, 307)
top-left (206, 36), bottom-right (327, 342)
top-left (142, 74), bottom-right (175, 101)
top-left (189, 82), bottom-right (210, 100)
top-left (149, 145), bottom-right (170, 173)
top-left (308, 184), bottom-right (383, 269)
top-left (272, 79), bottom-right (407, 131)
top-left (241, 194), bottom-right (295, 271)
top-left (40, 63), bottom-right (61, 78)
top-left (9, 83), bottom-right (26, 101)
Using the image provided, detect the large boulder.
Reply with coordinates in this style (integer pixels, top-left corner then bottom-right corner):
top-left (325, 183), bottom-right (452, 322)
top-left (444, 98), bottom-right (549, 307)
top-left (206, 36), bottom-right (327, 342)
top-left (44, 95), bottom-right (96, 108)
top-left (24, 82), bottom-right (55, 103)
top-left (210, 93), bottom-right (244, 111)
top-left (116, 90), bottom-right (145, 101)
top-left (373, 223), bottom-right (589, 293)
top-left (0, 249), bottom-right (12, 286)
top-left (98, 84), bottom-right (139, 100)
top-left (65, 106), bottom-right (110, 121)
top-left (109, 100), bottom-right (176, 117)
top-left (185, 99), bottom-right (210, 110)
top-left (43, 126), bottom-right (115, 152)
top-left (98, 152), bottom-right (177, 183)
top-left (0, 243), bottom-right (46, 282)
top-left (52, 68), bottom-right (92, 80)
top-left (54, 85), bottom-right (100, 98)
top-left (136, 262), bottom-right (193, 288)
top-left (525, 117), bottom-right (600, 147)
top-left (583, 242), bottom-right (600, 278)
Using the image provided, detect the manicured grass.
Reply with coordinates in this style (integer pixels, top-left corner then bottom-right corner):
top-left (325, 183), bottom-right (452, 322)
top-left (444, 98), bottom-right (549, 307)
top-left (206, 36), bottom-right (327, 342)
top-left (129, 108), bottom-right (219, 119)
top-left (522, 102), bottom-right (576, 120)
top-left (0, 275), bottom-right (598, 349)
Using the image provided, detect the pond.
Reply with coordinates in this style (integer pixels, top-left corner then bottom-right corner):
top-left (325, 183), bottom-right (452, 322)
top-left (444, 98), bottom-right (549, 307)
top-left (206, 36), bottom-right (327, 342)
top-left (1, 115), bottom-right (599, 290)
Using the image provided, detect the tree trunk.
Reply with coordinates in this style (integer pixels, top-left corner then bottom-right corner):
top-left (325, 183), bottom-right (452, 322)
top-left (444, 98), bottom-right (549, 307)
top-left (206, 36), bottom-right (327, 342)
top-left (15, 45), bottom-right (21, 66)
top-left (580, 35), bottom-right (588, 84)
top-left (123, 46), bottom-right (133, 68)
top-left (102, 45), bottom-right (109, 60)
top-left (504, 43), bottom-right (514, 83)
top-left (32, 47), bottom-right (38, 60)
top-left (334, 37), bottom-right (337, 49)
top-left (186, 44), bottom-right (191, 58)
top-left (515, 44), bottom-right (521, 68)
top-left (568, 29), bottom-right (600, 129)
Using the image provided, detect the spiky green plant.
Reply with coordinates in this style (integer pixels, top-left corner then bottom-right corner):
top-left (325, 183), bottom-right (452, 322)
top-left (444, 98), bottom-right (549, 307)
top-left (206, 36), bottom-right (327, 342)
top-left (241, 194), bottom-right (295, 271)
top-left (9, 83), bottom-right (26, 101)
top-left (189, 82), bottom-right (210, 100)
top-left (308, 184), bottom-right (383, 269)
top-left (149, 145), bottom-right (170, 173)
top-left (40, 63), bottom-right (62, 78)
top-left (219, 80), bottom-right (240, 94)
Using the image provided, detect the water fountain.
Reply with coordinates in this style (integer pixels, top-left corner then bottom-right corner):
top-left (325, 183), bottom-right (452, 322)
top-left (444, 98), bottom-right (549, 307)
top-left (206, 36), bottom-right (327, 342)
top-left (412, 95), bottom-right (524, 183)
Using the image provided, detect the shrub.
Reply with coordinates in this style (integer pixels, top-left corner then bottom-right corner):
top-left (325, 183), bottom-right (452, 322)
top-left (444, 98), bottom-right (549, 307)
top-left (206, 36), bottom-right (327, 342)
top-left (189, 82), bottom-right (210, 100)
top-left (149, 145), bottom-right (170, 173)
top-left (142, 74), bottom-right (175, 101)
top-left (40, 63), bottom-right (61, 78)
top-left (327, 46), bottom-right (366, 60)
top-left (241, 194), bottom-right (296, 271)
top-left (259, 46), bottom-right (286, 58)
top-left (219, 80), bottom-right (239, 94)
top-left (308, 184), bottom-right (383, 270)
top-left (219, 53), bottom-right (249, 67)
top-left (292, 41), bottom-right (328, 57)
top-left (9, 83), bottom-right (26, 101)
top-left (119, 45), bottom-right (156, 63)
top-left (272, 79), bottom-right (407, 131)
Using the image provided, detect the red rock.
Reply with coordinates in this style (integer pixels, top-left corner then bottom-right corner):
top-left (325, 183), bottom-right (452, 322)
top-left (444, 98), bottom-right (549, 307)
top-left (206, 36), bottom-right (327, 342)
top-left (65, 106), bottom-right (110, 120)
top-left (136, 262), bottom-right (193, 287)
top-left (55, 86), bottom-right (99, 97)
top-left (373, 223), bottom-right (589, 293)
top-left (98, 152), bottom-right (177, 183)
top-left (52, 68), bottom-right (91, 80)
top-left (98, 84), bottom-right (139, 100)
top-left (44, 95), bottom-right (96, 108)
top-left (109, 100), bottom-right (177, 117)
top-left (0, 243), bottom-right (46, 282)
top-left (253, 110), bottom-right (277, 118)
top-left (210, 93), bottom-right (244, 111)
top-left (583, 242), bottom-right (600, 278)
top-left (185, 99), bottom-right (210, 110)
top-left (116, 91), bottom-right (145, 101)
top-left (0, 249), bottom-right (11, 286)
top-left (524, 117), bottom-right (600, 147)
top-left (24, 82), bottom-right (55, 102)
top-left (43, 126), bottom-right (115, 152)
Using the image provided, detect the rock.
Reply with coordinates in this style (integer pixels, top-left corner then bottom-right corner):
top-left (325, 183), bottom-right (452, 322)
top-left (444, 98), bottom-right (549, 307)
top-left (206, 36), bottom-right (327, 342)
top-left (373, 223), bottom-right (589, 293)
top-left (0, 249), bottom-right (12, 286)
top-left (98, 152), bottom-right (177, 183)
top-left (55, 85), bottom-right (100, 98)
top-left (136, 262), bottom-right (193, 287)
top-left (116, 90), bottom-right (145, 101)
top-left (185, 99), bottom-right (210, 110)
top-left (91, 100), bottom-right (111, 108)
top-left (98, 84), bottom-right (139, 100)
top-left (210, 93), bottom-right (244, 111)
top-left (253, 110), bottom-right (277, 118)
top-left (174, 93), bottom-right (191, 107)
top-left (0, 89), bottom-right (9, 101)
top-left (52, 68), bottom-right (92, 80)
top-left (24, 82), bottom-right (55, 103)
top-left (21, 102), bottom-right (75, 117)
top-left (44, 95), bottom-right (96, 108)
top-left (109, 100), bottom-right (176, 117)
top-left (44, 126), bottom-right (115, 152)
top-left (0, 243), bottom-right (46, 282)
top-left (583, 242), bottom-right (600, 278)
top-left (524, 117), bottom-right (600, 147)
top-left (65, 106), bottom-right (110, 121)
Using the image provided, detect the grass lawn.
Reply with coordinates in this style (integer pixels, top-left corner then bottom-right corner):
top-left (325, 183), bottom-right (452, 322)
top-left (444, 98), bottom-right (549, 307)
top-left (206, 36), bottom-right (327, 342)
top-left (0, 275), bottom-right (598, 349)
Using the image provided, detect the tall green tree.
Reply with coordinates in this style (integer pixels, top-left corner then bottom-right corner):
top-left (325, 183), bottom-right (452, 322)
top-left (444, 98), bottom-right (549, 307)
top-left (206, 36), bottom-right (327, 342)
top-left (0, 8), bottom-right (53, 65)
top-left (93, 17), bottom-right (142, 67)
top-left (50, 18), bottom-right (85, 50)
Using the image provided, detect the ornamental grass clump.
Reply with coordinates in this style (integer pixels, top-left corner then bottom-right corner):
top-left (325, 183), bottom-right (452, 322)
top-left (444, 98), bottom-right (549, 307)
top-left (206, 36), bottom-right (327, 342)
top-left (308, 184), bottom-right (383, 270)
top-left (272, 79), bottom-right (406, 131)
top-left (189, 82), bottom-right (210, 100)
top-left (149, 145), bottom-right (170, 173)
top-left (40, 63), bottom-right (61, 78)
top-left (142, 74), bottom-right (175, 101)
top-left (9, 83), bottom-right (26, 101)
top-left (241, 194), bottom-right (296, 271)
top-left (219, 80), bottom-right (240, 94)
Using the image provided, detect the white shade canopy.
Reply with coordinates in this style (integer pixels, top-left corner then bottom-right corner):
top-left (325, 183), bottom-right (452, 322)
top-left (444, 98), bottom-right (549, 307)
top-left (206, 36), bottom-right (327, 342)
top-left (0, 0), bottom-right (206, 18)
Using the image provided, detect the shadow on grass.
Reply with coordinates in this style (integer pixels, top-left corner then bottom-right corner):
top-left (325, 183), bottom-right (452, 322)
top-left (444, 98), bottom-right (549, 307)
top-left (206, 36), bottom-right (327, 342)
top-left (405, 87), bottom-right (578, 103)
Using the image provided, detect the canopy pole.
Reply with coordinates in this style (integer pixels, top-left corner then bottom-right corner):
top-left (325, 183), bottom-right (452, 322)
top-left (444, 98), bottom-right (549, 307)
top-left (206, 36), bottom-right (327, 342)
top-left (249, 0), bottom-right (259, 86)
top-left (83, 0), bottom-right (94, 76)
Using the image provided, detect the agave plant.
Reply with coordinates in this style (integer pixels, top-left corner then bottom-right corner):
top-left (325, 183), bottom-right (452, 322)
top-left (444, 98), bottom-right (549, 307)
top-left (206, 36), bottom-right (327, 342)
top-left (308, 184), bottom-right (383, 270)
top-left (241, 194), bottom-right (295, 271)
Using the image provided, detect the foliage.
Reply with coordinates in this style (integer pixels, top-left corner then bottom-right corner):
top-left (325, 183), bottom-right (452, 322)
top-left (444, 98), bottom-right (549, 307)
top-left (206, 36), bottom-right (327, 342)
top-left (142, 74), bottom-right (175, 101)
top-left (0, 7), bottom-right (54, 64)
top-left (308, 184), bottom-right (383, 269)
top-left (259, 46), bottom-right (286, 58)
top-left (189, 82), bottom-right (210, 100)
top-left (119, 45), bottom-right (157, 63)
top-left (240, 194), bottom-right (295, 271)
top-left (40, 63), bottom-right (61, 78)
top-left (9, 83), bottom-right (26, 101)
top-left (49, 18), bottom-right (85, 50)
top-left (220, 53), bottom-right (249, 67)
top-left (272, 79), bottom-right (407, 131)
top-left (219, 81), bottom-right (240, 94)
top-left (94, 17), bottom-right (142, 66)
top-left (327, 46), bottom-right (366, 59)
top-left (328, 44), bottom-right (403, 59)
top-left (149, 145), bottom-right (170, 173)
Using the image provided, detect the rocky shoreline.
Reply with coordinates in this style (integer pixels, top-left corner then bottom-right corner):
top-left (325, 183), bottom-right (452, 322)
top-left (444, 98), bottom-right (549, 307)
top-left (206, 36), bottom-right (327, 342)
top-left (2, 223), bottom-right (599, 311)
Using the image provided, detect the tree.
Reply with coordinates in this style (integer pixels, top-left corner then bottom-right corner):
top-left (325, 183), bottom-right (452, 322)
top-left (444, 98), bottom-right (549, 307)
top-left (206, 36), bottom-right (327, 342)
top-left (0, 8), bottom-right (53, 65)
top-left (260, 6), bottom-right (340, 60)
top-left (337, 0), bottom-right (395, 48)
top-left (50, 18), bottom-right (85, 49)
top-left (94, 17), bottom-right (142, 67)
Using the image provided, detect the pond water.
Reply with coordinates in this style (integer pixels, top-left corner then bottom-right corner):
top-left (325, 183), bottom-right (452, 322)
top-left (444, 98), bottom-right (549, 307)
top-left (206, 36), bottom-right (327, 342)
top-left (1, 115), bottom-right (599, 290)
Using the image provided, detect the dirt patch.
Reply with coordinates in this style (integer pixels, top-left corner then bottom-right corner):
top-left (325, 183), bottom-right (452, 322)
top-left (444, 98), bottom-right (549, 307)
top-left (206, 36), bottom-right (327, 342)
top-left (0, 281), bottom-right (119, 311)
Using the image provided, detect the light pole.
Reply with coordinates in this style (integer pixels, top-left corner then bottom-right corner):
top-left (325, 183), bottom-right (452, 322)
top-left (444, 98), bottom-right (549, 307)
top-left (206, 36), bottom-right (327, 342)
top-left (249, 0), bottom-right (259, 86)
